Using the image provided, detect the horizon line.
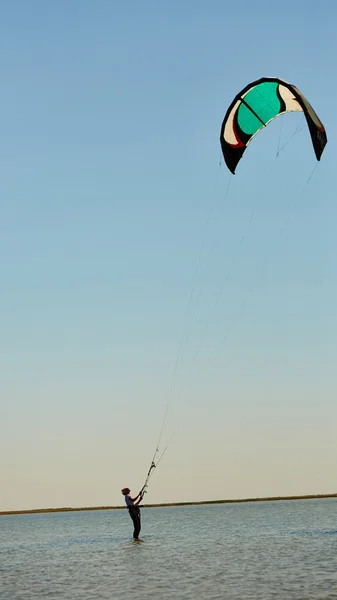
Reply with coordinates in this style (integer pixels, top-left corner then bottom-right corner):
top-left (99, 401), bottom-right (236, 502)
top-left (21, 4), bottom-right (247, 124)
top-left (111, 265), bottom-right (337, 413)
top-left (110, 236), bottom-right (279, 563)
top-left (1, 492), bottom-right (336, 516)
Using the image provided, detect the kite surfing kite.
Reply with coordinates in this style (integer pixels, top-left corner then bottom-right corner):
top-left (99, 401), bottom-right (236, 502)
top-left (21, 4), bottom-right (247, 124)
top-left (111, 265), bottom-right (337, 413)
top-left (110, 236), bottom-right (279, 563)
top-left (122, 77), bottom-right (328, 517)
top-left (220, 77), bottom-right (327, 174)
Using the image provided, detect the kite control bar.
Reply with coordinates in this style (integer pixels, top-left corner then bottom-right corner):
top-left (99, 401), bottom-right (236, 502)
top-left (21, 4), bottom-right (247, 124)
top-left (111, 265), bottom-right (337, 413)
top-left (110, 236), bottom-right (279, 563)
top-left (140, 461), bottom-right (156, 495)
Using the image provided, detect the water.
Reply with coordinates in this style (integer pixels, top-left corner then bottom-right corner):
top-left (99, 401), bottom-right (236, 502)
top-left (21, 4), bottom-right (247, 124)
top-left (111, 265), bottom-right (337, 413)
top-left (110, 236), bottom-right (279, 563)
top-left (1, 499), bottom-right (337, 599)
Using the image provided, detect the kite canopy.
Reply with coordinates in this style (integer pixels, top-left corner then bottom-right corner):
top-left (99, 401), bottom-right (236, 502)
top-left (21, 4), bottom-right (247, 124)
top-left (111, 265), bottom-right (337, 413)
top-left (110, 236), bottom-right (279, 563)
top-left (220, 77), bottom-right (327, 174)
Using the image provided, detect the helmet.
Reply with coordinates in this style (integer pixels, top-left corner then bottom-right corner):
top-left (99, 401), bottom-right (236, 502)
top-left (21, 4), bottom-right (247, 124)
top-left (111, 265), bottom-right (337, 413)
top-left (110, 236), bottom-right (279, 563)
top-left (121, 487), bottom-right (130, 495)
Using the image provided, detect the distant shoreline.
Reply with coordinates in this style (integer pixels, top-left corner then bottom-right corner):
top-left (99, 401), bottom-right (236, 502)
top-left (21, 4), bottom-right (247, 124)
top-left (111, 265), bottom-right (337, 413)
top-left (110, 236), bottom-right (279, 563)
top-left (1, 493), bottom-right (336, 516)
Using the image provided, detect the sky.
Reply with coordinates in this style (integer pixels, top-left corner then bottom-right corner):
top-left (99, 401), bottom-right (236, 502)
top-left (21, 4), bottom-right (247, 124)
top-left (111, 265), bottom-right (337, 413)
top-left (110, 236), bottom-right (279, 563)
top-left (1, 0), bottom-right (336, 511)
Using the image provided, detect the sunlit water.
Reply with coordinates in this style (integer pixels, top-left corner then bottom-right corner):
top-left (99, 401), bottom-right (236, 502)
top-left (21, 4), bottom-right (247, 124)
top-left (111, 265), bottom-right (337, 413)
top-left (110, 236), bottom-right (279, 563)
top-left (1, 499), bottom-right (337, 599)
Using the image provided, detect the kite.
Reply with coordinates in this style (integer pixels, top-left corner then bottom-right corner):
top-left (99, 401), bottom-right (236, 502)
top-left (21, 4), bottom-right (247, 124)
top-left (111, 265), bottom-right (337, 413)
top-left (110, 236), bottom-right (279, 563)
top-left (220, 77), bottom-right (327, 174)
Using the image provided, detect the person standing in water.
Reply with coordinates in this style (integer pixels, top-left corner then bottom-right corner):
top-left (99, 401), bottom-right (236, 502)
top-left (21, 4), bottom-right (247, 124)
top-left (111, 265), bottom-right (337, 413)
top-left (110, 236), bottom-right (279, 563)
top-left (121, 488), bottom-right (144, 540)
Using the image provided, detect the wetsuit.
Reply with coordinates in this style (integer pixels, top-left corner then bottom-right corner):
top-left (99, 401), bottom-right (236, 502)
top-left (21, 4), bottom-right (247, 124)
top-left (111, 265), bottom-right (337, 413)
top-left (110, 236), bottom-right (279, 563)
top-left (124, 494), bottom-right (141, 539)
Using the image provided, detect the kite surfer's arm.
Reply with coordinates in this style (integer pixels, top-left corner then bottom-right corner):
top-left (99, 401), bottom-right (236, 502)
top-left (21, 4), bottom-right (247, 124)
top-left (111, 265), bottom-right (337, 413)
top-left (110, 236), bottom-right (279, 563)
top-left (130, 491), bottom-right (143, 503)
top-left (133, 492), bottom-right (144, 506)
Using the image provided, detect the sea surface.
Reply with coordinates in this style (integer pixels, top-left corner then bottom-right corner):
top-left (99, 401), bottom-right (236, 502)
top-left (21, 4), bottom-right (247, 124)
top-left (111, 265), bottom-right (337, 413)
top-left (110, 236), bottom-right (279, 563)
top-left (1, 498), bottom-right (337, 599)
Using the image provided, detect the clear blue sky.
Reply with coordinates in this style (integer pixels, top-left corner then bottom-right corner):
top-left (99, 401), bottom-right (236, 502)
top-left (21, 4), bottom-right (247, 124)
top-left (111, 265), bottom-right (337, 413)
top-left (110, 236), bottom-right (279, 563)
top-left (1, 1), bottom-right (336, 511)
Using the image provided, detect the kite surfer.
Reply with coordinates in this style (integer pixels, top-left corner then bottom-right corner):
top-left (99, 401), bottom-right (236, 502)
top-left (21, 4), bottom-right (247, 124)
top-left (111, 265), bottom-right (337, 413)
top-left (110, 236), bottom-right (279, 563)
top-left (121, 487), bottom-right (144, 540)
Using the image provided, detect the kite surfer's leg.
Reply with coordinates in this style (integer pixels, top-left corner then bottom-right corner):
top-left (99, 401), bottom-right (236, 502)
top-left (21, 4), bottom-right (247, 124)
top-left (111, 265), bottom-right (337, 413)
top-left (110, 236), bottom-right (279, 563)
top-left (129, 507), bottom-right (141, 539)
